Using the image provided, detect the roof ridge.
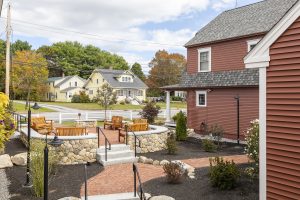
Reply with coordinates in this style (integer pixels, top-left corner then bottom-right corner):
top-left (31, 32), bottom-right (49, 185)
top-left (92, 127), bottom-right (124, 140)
top-left (224, 0), bottom-right (265, 13)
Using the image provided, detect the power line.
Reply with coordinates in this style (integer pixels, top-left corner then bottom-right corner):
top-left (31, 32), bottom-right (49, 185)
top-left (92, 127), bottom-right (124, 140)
top-left (0, 17), bottom-right (184, 47)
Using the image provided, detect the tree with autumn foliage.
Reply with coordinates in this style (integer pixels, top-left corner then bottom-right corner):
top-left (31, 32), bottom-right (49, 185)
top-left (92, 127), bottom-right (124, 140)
top-left (11, 50), bottom-right (49, 105)
top-left (146, 50), bottom-right (186, 96)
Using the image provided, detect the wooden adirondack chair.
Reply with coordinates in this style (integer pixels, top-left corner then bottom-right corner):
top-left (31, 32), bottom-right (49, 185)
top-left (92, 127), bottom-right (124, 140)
top-left (31, 117), bottom-right (53, 133)
top-left (104, 116), bottom-right (123, 130)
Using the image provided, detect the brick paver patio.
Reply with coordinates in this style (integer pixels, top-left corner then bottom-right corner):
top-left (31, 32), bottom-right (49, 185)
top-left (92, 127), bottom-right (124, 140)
top-left (80, 155), bottom-right (249, 196)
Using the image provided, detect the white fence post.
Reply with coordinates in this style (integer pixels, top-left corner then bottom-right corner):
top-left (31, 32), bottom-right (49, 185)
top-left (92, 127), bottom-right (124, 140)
top-left (109, 110), bottom-right (112, 120)
top-left (130, 110), bottom-right (133, 120)
top-left (85, 112), bottom-right (88, 120)
top-left (59, 112), bottom-right (62, 124)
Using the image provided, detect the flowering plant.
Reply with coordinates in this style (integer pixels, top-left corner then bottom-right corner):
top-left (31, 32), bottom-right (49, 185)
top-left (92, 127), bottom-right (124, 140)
top-left (0, 92), bottom-right (15, 149)
top-left (244, 119), bottom-right (259, 179)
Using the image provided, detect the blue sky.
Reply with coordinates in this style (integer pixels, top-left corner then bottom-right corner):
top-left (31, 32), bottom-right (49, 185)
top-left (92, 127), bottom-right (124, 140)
top-left (1, 0), bottom-right (260, 73)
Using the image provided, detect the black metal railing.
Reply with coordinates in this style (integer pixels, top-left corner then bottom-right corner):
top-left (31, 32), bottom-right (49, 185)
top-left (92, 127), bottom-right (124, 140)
top-left (125, 125), bottom-right (141, 157)
top-left (96, 126), bottom-right (111, 161)
top-left (133, 163), bottom-right (146, 200)
top-left (10, 111), bottom-right (27, 132)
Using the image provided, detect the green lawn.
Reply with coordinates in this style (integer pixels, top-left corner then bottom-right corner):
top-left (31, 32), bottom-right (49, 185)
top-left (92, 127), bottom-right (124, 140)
top-left (40, 101), bottom-right (186, 110)
top-left (13, 102), bottom-right (55, 113)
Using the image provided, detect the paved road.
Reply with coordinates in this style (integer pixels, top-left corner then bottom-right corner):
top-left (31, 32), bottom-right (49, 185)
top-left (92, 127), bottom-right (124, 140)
top-left (15, 101), bottom-right (186, 123)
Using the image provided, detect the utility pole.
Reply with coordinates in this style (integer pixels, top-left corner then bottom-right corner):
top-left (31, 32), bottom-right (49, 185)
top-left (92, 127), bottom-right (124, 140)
top-left (5, 2), bottom-right (12, 97)
top-left (0, 0), bottom-right (3, 16)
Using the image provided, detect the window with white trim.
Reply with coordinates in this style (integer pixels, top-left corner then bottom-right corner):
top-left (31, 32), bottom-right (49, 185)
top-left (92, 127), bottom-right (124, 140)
top-left (117, 90), bottom-right (123, 96)
top-left (196, 91), bottom-right (207, 107)
top-left (247, 39), bottom-right (261, 52)
top-left (198, 47), bottom-right (211, 72)
top-left (89, 90), bottom-right (93, 95)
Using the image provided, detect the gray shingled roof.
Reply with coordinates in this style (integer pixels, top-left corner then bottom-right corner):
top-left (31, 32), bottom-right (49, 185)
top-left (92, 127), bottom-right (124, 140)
top-left (185, 0), bottom-right (298, 47)
top-left (47, 77), bottom-right (62, 83)
top-left (162, 68), bottom-right (259, 89)
top-left (94, 69), bottom-right (148, 89)
top-left (54, 76), bottom-right (73, 87)
top-left (60, 87), bottom-right (78, 93)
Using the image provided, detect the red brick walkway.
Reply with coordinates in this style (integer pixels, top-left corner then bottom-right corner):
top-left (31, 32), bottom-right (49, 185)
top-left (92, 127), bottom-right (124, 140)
top-left (79, 155), bottom-right (248, 196)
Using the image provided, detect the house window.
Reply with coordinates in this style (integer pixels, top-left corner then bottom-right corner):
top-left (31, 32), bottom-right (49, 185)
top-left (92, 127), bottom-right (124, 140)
top-left (247, 39), bottom-right (261, 52)
top-left (97, 79), bottom-right (99, 84)
top-left (136, 90), bottom-right (143, 96)
top-left (75, 82), bottom-right (77, 87)
top-left (89, 90), bottom-right (93, 95)
top-left (196, 91), bottom-right (207, 107)
top-left (69, 82), bottom-right (71, 87)
top-left (198, 47), bottom-right (211, 72)
top-left (117, 90), bottom-right (123, 96)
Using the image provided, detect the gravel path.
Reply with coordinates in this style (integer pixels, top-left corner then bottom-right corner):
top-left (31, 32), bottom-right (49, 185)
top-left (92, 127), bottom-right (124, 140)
top-left (0, 169), bottom-right (10, 200)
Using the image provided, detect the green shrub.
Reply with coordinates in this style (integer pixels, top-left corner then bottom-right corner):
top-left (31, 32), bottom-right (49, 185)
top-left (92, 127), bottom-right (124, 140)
top-left (139, 102), bottom-right (160, 124)
top-left (172, 112), bottom-right (187, 123)
top-left (175, 111), bottom-right (187, 141)
top-left (31, 140), bottom-right (58, 197)
top-left (209, 157), bottom-right (240, 190)
top-left (166, 134), bottom-right (177, 155)
top-left (119, 100), bottom-right (125, 105)
top-left (209, 124), bottom-right (224, 148)
top-left (0, 93), bottom-right (15, 150)
top-left (71, 91), bottom-right (90, 103)
top-left (163, 162), bottom-right (185, 184)
top-left (171, 96), bottom-right (182, 101)
top-left (202, 139), bottom-right (216, 152)
top-left (244, 119), bottom-right (259, 179)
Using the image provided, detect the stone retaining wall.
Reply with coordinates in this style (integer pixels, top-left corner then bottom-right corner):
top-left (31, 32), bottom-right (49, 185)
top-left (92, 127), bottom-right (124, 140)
top-left (20, 130), bottom-right (97, 165)
top-left (127, 125), bottom-right (170, 153)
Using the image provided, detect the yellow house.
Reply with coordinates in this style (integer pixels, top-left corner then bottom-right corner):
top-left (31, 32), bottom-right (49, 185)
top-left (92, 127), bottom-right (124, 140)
top-left (46, 75), bottom-right (86, 102)
top-left (83, 69), bottom-right (148, 103)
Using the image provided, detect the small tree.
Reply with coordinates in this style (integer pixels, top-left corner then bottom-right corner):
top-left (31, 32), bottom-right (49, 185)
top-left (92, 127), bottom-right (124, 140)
top-left (175, 111), bottom-right (187, 141)
top-left (95, 83), bottom-right (117, 120)
top-left (244, 119), bottom-right (259, 179)
top-left (71, 91), bottom-right (90, 103)
top-left (139, 102), bottom-right (160, 124)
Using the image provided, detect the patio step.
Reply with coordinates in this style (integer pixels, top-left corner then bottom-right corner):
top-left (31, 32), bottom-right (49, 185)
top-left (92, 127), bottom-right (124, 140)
top-left (96, 144), bottom-right (137, 166)
top-left (82, 192), bottom-right (141, 200)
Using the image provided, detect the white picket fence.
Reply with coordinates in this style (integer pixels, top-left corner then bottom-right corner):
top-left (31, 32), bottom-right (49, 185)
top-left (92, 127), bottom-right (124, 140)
top-left (31, 109), bottom-right (185, 124)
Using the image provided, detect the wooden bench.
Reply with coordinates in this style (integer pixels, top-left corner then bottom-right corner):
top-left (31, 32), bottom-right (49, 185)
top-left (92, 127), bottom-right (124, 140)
top-left (31, 117), bottom-right (53, 133)
top-left (55, 127), bottom-right (87, 136)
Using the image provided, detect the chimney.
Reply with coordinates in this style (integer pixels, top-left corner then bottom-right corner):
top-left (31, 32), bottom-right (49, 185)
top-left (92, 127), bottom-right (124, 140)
top-left (62, 72), bottom-right (65, 78)
top-left (109, 66), bottom-right (113, 70)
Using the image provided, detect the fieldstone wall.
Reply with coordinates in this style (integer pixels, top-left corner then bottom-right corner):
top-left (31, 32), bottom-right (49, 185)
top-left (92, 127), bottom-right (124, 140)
top-left (127, 129), bottom-right (169, 153)
top-left (20, 132), bottom-right (97, 165)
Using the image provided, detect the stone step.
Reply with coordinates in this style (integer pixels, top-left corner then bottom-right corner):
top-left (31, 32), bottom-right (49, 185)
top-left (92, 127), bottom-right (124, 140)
top-left (96, 150), bottom-right (134, 160)
top-left (97, 144), bottom-right (131, 153)
top-left (98, 156), bottom-right (138, 166)
top-left (82, 192), bottom-right (141, 200)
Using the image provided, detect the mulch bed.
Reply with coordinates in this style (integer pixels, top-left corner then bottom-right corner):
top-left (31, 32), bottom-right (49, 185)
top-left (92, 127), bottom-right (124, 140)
top-left (4, 139), bottom-right (104, 200)
top-left (139, 138), bottom-right (245, 161)
top-left (6, 163), bottom-right (103, 200)
top-left (143, 164), bottom-right (258, 200)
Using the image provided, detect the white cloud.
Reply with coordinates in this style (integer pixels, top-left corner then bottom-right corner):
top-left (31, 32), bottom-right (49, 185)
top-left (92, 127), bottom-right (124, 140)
top-left (212, 0), bottom-right (236, 11)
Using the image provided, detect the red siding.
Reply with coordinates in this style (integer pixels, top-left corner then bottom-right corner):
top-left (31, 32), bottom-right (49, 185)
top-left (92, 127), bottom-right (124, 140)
top-left (187, 36), bottom-right (264, 74)
top-left (187, 87), bottom-right (259, 140)
top-left (267, 17), bottom-right (300, 199)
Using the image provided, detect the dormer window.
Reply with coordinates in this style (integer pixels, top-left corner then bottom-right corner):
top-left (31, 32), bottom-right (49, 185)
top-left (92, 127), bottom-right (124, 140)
top-left (121, 76), bottom-right (132, 82)
top-left (247, 39), bottom-right (261, 52)
top-left (198, 47), bottom-right (211, 72)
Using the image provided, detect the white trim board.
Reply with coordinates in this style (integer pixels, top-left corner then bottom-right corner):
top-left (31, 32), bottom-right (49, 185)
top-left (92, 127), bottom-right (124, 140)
top-left (244, 1), bottom-right (300, 68)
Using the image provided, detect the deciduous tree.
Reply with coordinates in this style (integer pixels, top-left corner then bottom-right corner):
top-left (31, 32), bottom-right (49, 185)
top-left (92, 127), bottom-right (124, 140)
top-left (95, 83), bottom-right (117, 120)
top-left (146, 50), bottom-right (186, 96)
top-left (11, 50), bottom-right (49, 105)
top-left (131, 62), bottom-right (145, 81)
top-left (37, 41), bottom-right (129, 78)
